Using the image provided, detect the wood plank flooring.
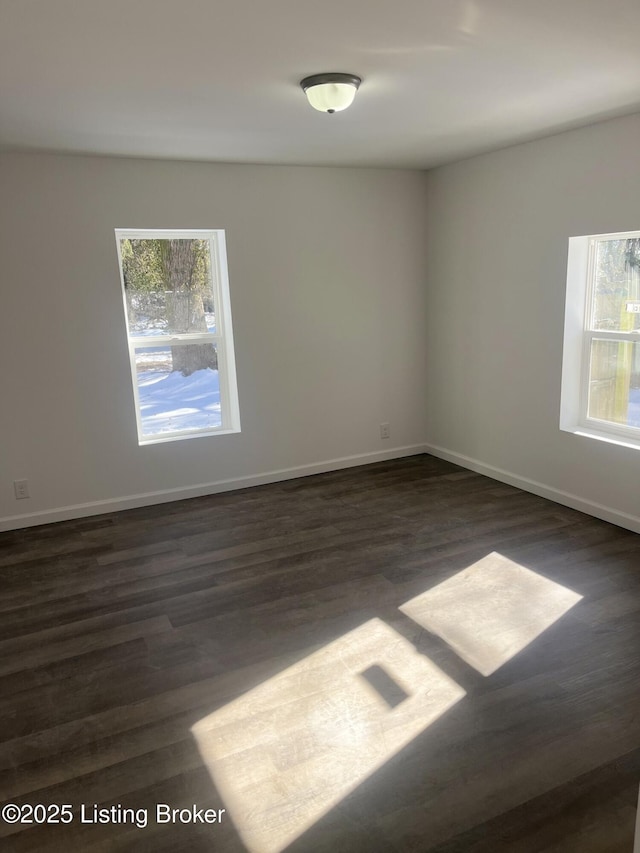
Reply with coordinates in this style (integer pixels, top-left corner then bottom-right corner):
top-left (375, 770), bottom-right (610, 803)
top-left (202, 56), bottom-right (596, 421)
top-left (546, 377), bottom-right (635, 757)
top-left (0, 454), bottom-right (639, 852)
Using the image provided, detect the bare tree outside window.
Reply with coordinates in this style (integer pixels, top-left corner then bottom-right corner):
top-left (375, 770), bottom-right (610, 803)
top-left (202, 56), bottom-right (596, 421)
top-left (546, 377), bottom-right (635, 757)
top-left (116, 230), bottom-right (240, 443)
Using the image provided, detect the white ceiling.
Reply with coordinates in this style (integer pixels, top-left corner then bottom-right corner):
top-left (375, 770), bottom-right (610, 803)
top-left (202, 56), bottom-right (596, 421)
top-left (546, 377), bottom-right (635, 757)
top-left (1, 0), bottom-right (640, 169)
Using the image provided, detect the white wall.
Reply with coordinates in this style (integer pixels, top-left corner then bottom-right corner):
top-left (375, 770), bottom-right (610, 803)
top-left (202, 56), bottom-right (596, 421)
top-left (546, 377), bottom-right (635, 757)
top-left (424, 112), bottom-right (640, 531)
top-left (0, 153), bottom-right (429, 529)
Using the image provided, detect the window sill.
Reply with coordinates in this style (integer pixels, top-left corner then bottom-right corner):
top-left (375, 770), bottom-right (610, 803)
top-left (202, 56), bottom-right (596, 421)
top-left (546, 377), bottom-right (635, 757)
top-left (562, 424), bottom-right (640, 452)
top-left (139, 427), bottom-right (241, 446)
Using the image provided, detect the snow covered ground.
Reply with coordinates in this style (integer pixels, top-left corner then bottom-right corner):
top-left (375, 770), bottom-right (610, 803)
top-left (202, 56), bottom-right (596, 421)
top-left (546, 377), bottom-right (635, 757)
top-left (138, 366), bottom-right (221, 435)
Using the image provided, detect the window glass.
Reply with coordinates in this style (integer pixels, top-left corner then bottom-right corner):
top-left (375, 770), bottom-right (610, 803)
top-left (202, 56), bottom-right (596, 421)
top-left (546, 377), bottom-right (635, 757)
top-left (120, 238), bottom-right (217, 336)
top-left (135, 344), bottom-right (221, 437)
top-left (116, 230), bottom-right (239, 443)
top-left (588, 339), bottom-right (640, 428)
top-left (591, 238), bottom-right (640, 332)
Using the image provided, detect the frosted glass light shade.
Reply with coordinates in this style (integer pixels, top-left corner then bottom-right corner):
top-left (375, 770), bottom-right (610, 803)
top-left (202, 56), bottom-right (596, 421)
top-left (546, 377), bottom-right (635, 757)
top-left (305, 82), bottom-right (356, 112)
top-left (300, 73), bottom-right (361, 113)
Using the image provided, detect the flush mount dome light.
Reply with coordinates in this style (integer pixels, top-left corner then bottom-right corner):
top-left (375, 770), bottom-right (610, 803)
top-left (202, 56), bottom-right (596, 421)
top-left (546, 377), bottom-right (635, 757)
top-left (300, 73), bottom-right (362, 113)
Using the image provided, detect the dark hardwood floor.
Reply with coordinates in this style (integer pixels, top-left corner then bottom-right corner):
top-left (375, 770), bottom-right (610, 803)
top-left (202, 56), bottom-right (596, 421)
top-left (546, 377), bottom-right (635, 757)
top-left (0, 455), bottom-right (638, 852)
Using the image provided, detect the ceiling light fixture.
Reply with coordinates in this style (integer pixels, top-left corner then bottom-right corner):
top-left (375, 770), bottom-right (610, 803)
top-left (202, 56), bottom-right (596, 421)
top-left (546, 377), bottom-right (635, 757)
top-left (300, 73), bottom-right (362, 114)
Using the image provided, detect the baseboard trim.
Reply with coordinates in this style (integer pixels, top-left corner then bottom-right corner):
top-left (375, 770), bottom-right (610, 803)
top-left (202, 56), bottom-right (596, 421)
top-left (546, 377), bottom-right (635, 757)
top-left (0, 444), bottom-right (428, 532)
top-left (5, 442), bottom-right (639, 535)
top-left (423, 442), bottom-right (640, 535)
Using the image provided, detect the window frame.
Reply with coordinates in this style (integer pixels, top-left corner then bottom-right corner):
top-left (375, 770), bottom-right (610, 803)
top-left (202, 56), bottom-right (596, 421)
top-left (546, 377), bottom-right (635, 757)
top-left (561, 229), bottom-right (640, 450)
top-left (115, 228), bottom-right (241, 445)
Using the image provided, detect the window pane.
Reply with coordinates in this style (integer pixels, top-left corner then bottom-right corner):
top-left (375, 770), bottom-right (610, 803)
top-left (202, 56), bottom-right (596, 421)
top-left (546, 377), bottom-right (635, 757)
top-left (121, 238), bottom-right (217, 335)
top-left (588, 339), bottom-right (640, 427)
top-left (591, 238), bottom-right (640, 331)
top-left (135, 344), bottom-right (221, 436)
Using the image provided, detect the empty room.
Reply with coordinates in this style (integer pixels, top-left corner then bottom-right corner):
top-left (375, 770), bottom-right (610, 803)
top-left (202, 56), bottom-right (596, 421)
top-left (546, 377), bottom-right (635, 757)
top-left (1, 1), bottom-right (639, 851)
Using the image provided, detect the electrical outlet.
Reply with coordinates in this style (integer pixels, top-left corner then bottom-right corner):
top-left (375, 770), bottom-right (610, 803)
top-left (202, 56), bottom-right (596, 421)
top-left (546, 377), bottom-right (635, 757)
top-left (13, 479), bottom-right (30, 500)
top-left (380, 422), bottom-right (390, 440)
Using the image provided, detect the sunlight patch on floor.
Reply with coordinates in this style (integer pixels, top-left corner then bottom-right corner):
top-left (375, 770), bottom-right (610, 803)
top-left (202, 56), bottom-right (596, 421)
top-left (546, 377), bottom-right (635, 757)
top-left (399, 551), bottom-right (583, 676)
top-left (192, 617), bottom-right (465, 853)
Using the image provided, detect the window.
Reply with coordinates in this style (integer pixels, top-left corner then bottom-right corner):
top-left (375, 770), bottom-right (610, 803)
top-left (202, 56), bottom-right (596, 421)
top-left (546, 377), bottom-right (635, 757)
top-left (115, 229), bottom-right (240, 444)
top-left (561, 230), bottom-right (640, 449)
